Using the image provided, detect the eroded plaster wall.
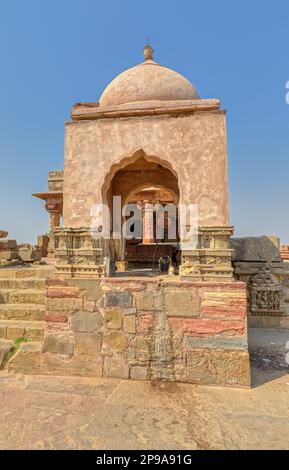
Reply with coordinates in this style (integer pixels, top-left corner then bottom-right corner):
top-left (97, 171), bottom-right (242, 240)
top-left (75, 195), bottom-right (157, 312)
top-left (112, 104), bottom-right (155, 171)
top-left (63, 110), bottom-right (229, 228)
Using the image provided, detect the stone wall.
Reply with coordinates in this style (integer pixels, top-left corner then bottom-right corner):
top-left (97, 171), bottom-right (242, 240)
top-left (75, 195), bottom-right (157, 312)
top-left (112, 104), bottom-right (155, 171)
top-left (40, 277), bottom-right (250, 387)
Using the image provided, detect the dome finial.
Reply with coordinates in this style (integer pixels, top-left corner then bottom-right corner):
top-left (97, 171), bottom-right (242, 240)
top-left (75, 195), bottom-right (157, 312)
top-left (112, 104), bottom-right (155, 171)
top-left (143, 40), bottom-right (154, 61)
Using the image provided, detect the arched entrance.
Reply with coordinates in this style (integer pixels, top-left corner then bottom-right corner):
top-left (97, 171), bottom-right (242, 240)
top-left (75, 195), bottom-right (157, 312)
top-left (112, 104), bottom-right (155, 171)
top-left (102, 150), bottom-right (180, 271)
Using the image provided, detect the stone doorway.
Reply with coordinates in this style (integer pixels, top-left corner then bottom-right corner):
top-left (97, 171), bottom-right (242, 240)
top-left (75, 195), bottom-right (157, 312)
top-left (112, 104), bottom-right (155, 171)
top-left (102, 152), bottom-right (180, 272)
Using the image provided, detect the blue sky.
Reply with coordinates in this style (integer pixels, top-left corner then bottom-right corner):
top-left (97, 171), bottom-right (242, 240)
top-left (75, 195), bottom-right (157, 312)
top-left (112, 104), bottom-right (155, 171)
top-left (0, 0), bottom-right (288, 244)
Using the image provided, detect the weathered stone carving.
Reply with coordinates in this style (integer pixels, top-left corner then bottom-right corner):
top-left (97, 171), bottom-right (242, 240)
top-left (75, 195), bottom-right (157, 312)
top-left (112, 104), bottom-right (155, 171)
top-left (179, 226), bottom-right (234, 281)
top-left (232, 236), bottom-right (289, 319)
top-left (55, 227), bottom-right (106, 278)
top-left (249, 264), bottom-right (284, 316)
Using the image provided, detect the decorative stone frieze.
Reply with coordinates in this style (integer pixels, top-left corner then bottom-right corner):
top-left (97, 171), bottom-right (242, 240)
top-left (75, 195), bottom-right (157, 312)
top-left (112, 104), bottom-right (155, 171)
top-left (249, 264), bottom-right (284, 316)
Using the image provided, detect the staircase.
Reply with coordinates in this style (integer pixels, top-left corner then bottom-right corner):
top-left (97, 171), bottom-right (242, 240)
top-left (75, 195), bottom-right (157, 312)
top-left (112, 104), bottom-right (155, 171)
top-left (0, 265), bottom-right (54, 370)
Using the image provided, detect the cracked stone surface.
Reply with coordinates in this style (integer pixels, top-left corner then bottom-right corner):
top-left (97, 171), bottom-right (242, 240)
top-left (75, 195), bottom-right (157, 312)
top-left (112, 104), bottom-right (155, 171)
top-left (0, 368), bottom-right (289, 449)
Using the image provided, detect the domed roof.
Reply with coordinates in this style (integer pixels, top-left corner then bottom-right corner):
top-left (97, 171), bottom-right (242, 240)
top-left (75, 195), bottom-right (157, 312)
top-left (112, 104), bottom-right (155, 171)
top-left (99, 45), bottom-right (199, 107)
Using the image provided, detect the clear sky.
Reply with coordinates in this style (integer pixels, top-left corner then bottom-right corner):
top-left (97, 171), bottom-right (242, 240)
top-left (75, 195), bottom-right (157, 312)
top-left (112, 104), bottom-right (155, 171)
top-left (0, 0), bottom-right (288, 244)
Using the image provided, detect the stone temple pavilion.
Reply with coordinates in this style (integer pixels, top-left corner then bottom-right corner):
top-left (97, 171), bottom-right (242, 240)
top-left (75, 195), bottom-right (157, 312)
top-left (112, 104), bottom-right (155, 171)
top-left (17, 45), bottom-right (251, 386)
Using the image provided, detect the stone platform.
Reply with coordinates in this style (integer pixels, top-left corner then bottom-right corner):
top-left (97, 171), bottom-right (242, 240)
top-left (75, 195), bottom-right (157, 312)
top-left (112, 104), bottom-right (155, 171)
top-left (0, 368), bottom-right (288, 450)
top-left (7, 274), bottom-right (250, 388)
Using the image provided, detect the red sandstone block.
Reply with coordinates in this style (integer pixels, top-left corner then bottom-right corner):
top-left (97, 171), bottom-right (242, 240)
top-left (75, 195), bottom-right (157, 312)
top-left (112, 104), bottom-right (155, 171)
top-left (201, 306), bottom-right (247, 318)
top-left (228, 299), bottom-right (248, 307)
top-left (137, 314), bottom-right (155, 333)
top-left (168, 318), bottom-right (244, 336)
top-left (46, 287), bottom-right (81, 298)
top-left (45, 310), bottom-right (68, 323)
top-left (46, 278), bottom-right (68, 287)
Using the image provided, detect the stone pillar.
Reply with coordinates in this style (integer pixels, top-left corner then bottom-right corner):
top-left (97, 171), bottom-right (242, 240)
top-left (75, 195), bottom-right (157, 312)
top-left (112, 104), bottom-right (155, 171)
top-left (142, 202), bottom-right (155, 244)
top-left (45, 203), bottom-right (62, 230)
top-left (45, 200), bottom-right (63, 257)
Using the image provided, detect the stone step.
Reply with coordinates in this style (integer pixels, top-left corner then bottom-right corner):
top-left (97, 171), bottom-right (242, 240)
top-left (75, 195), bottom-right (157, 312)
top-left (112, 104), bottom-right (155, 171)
top-left (0, 320), bottom-right (46, 341)
top-left (8, 341), bottom-right (45, 375)
top-left (0, 278), bottom-right (47, 289)
top-left (0, 266), bottom-right (55, 279)
top-left (0, 289), bottom-right (46, 305)
top-left (0, 339), bottom-right (13, 370)
top-left (0, 303), bottom-right (46, 321)
top-left (8, 341), bottom-right (102, 377)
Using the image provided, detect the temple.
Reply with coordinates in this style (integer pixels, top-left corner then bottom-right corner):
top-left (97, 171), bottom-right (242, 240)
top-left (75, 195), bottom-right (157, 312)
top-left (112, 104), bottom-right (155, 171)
top-left (6, 45), bottom-right (289, 386)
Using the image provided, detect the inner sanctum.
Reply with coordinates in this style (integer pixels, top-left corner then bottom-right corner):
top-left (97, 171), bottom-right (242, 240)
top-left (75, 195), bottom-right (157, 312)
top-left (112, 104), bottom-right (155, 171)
top-left (103, 155), bottom-right (180, 270)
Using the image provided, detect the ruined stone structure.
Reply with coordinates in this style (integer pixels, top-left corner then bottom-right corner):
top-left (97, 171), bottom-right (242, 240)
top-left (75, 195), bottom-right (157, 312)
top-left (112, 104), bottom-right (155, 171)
top-left (33, 170), bottom-right (63, 257)
top-left (6, 45), bottom-right (251, 387)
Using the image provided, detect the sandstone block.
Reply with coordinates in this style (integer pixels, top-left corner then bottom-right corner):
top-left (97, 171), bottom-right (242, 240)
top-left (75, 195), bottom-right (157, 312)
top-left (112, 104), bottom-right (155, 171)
top-left (137, 314), bottom-right (154, 333)
top-left (130, 365), bottom-right (148, 380)
top-left (134, 336), bottom-right (152, 362)
top-left (184, 335), bottom-right (248, 350)
top-left (185, 349), bottom-right (251, 387)
top-left (18, 245), bottom-right (42, 262)
top-left (0, 250), bottom-right (18, 261)
top-left (43, 333), bottom-right (74, 355)
top-left (123, 308), bottom-right (137, 315)
top-left (0, 340), bottom-right (12, 370)
top-left (67, 279), bottom-right (103, 300)
top-left (46, 278), bottom-right (68, 287)
top-left (44, 352), bottom-right (103, 377)
top-left (71, 311), bottom-right (102, 332)
top-left (47, 297), bottom-right (83, 311)
top-left (169, 318), bottom-right (244, 336)
top-left (74, 332), bottom-right (101, 355)
top-left (25, 325), bottom-right (44, 341)
top-left (172, 335), bottom-right (183, 359)
top-left (123, 315), bottom-right (136, 334)
top-left (46, 287), bottom-right (80, 298)
top-left (0, 240), bottom-right (17, 250)
top-left (0, 325), bottom-right (6, 338)
top-left (103, 331), bottom-right (128, 351)
top-left (104, 308), bottom-right (122, 329)
top-left (105, 356), bottom-right (129, 379)
top-left (135, 291), bottom-right (155, 310)
top-left (105, 291), bottom-right (132, 309)
top-left (45, 310), bottom-right (68, 323)
top-left (165, 289), bottom-right (200, 317)
top-left (83, 300), bottom-right (96, 312)
top-left (231, 236), bottom-right (281, 262)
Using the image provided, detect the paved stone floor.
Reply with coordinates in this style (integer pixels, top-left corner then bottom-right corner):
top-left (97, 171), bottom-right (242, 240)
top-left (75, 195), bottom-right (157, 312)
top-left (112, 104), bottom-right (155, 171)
top-left (0, 368), bottom-right (289, 450)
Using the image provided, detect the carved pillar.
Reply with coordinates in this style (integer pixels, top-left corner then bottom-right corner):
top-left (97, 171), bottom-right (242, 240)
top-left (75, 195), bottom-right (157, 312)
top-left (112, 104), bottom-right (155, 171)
top-left (45, 199), bottom-right (63, 257)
